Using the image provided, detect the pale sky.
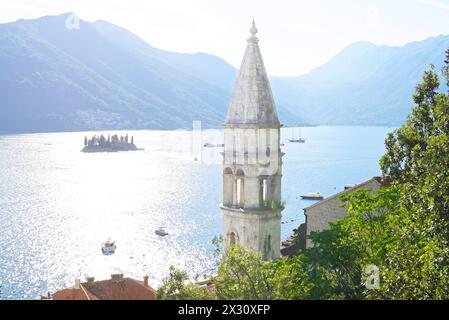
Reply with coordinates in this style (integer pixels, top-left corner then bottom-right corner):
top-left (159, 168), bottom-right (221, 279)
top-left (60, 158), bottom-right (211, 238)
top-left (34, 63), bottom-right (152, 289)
top-left (1, 0), bottom-right (449, 76)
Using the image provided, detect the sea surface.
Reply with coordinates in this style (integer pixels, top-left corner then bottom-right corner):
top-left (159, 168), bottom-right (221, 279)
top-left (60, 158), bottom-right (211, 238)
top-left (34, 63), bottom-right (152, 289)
top-left (0, 126), bottom-right (394, 299)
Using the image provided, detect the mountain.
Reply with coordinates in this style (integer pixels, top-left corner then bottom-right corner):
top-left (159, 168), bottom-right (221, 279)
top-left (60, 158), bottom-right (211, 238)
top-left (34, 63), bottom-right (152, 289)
top-left (1, 13), bottom-right (448, 134)
top-left (0, 13), bottom-right (303, 134)
top-left (271, 36), bottom-right (449, 126)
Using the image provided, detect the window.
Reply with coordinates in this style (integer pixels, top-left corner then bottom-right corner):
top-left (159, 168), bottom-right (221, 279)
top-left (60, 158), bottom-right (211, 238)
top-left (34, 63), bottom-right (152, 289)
top-left (266, 129), bottom-right (271, 147)
top-left (229, 232), bottom-right (236, 246)
top-left (259, 178), bottom-right (269, 207)
top-left (263, 179), bottom-right (268, 203)
top-left (235, 170), bottom-right (245, 208)
top-left (236, 178), bottom-right (243, 206)
top-left (223, 168), bottom-right (233, 206)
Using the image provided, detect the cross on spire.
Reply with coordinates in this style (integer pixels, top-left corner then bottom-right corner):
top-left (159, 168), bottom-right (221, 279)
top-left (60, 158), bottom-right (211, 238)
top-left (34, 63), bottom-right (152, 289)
top-left (250, 18), bottom-right (258, 37)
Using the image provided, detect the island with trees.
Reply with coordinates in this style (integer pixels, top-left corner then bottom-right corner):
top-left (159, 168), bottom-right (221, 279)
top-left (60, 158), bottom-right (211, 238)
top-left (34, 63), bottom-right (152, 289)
top-left (82, 134), bottom-right (142, 153)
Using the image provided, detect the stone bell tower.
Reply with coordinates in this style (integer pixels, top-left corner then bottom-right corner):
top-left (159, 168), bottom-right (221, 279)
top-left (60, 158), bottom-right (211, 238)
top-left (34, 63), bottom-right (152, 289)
top-left (220, 20), bottom-right (283, 260)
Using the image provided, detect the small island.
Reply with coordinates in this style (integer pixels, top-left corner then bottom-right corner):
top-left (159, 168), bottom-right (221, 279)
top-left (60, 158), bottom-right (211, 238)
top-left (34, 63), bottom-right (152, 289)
top-left (82, 134), bottom-right (142, 153)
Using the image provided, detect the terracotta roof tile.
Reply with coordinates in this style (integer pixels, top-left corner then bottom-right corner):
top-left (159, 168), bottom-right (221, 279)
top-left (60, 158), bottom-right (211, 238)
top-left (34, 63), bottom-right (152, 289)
top-left (52, 288), bottom-right (89, 300)
top-left (81, 278), bottom-right (156, 300)
top-left (52, 277), bottom-right (156, 300)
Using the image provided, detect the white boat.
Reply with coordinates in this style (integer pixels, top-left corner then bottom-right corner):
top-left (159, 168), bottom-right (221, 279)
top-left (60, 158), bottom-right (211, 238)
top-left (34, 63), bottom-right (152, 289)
top-left (301, 192), bottom-right (324, 200)
top-left (288, 128), bottom-right (306, 143)
top-left (155, 227), bottom-right (168, 237)
top-left (101, 238), bottom-right (116, 255)
top-left (203, 143), bottom-right (225, 148)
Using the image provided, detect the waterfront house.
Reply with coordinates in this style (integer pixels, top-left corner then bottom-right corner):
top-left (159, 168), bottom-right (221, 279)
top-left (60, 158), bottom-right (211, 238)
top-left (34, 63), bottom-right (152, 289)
top-left (304, 176), bottom-right (391, 248)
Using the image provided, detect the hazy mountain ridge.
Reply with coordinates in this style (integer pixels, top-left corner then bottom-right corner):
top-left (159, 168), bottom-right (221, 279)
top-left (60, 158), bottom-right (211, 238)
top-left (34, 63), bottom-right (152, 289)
top-left (1, 13), bottom-right (448, 133)
top-left (0, 13), bottom-right (236, 133)
top-left (271, 35), bottom-right (449, 126)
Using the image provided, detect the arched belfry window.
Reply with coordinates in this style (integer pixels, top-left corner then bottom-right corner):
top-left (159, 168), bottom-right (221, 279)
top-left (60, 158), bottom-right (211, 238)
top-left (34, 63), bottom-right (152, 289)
top-left (223, 168), bottom-right (233, 206)
top-left (235, 169), bottom-right (245, 208)
top-left (229, 232), bottom-right (236, 246)
top-left (259, 177), bottom-right (269, 207)
top-left (266, 129), bottom-right (271, 141)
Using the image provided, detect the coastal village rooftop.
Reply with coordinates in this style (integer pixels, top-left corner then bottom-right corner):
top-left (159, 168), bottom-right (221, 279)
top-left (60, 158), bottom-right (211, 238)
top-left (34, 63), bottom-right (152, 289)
top-left (45, 274), bottom-right (156, 300)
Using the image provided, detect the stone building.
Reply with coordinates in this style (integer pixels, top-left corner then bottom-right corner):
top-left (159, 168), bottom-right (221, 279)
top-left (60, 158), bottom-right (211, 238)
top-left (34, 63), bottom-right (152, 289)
top-left (304, 176), bottom-right (391, 248)
top-left (220, 20), bottom-right (284, 260)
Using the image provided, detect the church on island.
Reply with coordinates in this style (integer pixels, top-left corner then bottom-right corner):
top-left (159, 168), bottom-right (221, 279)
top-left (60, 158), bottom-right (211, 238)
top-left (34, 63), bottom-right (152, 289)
top-left (220, 20), bottom-right (284, 260)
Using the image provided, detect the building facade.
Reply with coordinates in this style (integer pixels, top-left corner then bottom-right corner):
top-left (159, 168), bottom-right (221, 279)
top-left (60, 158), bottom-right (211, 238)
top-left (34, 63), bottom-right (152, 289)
top-left (304, 177), bottom-right (390, 248)
top-left (220, 20), bottom-right (283, 260)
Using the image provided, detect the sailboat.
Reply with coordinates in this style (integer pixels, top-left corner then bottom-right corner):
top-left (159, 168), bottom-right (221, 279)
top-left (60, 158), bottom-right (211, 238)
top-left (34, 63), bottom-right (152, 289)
top-left (288, 128), bottom-right (306, 143)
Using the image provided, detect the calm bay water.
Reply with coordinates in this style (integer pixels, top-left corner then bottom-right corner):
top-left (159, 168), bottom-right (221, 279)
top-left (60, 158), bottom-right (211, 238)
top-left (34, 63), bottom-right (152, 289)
top-left (0, 126), bottom-right (393, 299)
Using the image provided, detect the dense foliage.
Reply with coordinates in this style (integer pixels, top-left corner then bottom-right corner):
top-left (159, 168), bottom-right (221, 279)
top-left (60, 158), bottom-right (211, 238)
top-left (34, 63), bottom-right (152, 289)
top-left (156, 266), bottom-right (210, 300)
top-left (157, 52), bottom-right (449, 300)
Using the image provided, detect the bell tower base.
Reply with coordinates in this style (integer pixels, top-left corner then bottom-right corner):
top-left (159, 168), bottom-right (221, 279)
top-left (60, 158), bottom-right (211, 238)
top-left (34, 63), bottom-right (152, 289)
top-left (221, 205), bottom-right (282, 260)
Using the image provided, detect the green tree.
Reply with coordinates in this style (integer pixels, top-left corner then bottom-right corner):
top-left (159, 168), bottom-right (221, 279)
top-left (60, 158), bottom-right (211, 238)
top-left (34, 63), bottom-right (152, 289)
top-left (213, 245), bottom-right (311, 300)
top-left (443, 48), bottom-right (449, 89)
top-left (156, 266), bottom-right (211, 300)
top-left (378, 62), bottom-right (449, 299)
top-left (291, 223), bottom-right (306, 253)
top-left (156, 245), bottom-right (313, 300)
top-left (299, 187), bottom-right (402, 300)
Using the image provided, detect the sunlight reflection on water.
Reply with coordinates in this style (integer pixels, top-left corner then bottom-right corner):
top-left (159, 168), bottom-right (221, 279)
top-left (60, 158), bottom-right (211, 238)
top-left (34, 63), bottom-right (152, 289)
top-left (0, 126), bottom-right (392, 299)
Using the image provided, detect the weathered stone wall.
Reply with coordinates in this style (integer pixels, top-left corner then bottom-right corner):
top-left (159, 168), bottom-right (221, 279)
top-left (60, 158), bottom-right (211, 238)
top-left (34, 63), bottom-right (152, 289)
top-left (222, 208), bottom-right (281, 260)
top-left (305, 179), bottom-right (381, 248)
top-left (221, 126), bottom-right (283, 260)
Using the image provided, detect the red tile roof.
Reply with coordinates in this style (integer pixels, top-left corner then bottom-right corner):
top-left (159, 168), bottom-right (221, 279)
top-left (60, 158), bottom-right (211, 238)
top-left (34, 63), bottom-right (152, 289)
top-left (52, 275), bottom-right (156, 300)
top-left (52, 288), bottom-right (89, 300)
top-left (83, 278), bottom-right (156, 300)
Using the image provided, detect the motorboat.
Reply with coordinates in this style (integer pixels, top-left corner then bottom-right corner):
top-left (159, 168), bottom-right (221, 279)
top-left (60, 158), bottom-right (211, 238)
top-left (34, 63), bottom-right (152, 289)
top-left (203, 143), bottom-right (225, 148)
top-left (101, 238), bottom-right (116, 255)
top-left (301, 192), bottom-right (324, 200)
top-left (155, 227), bottom-right (169, 237)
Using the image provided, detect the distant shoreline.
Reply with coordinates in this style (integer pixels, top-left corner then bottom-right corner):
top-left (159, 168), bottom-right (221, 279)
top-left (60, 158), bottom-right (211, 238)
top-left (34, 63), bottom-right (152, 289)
top-left (0, 124), bottom-right (400, 136)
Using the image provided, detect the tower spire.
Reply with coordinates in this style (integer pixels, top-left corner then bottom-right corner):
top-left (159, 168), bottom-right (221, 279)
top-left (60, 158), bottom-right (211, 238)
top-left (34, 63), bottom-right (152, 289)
top-left (225, 19), bottom-right (280, 127)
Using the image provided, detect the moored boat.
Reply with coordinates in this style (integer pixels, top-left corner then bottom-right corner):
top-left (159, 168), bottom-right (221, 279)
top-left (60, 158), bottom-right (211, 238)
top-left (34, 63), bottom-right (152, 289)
top-left (155, 227), bottom-right (168, 237)
top-left (203, 143), bottom-right (225, 148)
top-left (301, 192), bottom-right (324, 200)
top-left (288, 128), bottom-right (306, 143)
top-left (101, 238), bottom-right (116, 255)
